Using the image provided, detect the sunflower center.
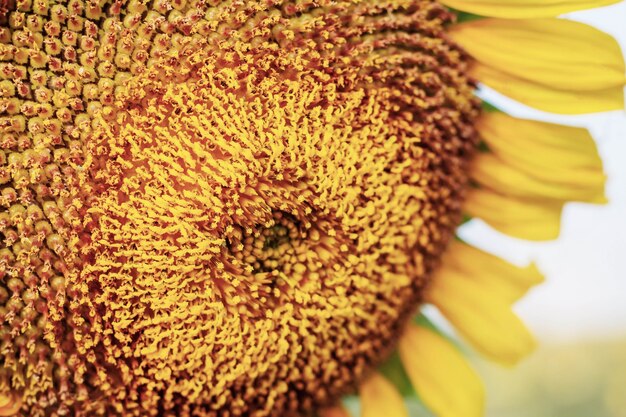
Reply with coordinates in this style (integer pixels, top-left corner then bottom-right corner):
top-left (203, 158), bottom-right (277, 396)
top-left (1, 0), bottom-right (479, 415)
top-left (225, 210), bottom-right (347, 314)
top-left (228, 212), bottom-right (307, 276)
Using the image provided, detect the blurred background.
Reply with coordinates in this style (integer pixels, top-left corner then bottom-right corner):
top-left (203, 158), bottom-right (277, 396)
top-left (455, 3), bottom-right (626, 416)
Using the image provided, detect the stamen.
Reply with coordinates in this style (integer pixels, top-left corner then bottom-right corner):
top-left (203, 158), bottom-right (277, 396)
top-left (0, 0), bottom-right (479, 415)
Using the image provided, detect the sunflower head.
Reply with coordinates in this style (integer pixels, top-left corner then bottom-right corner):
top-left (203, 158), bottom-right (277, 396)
top-left (0, 0), bottom-right (480, 415)
top-left (2, 0), bottom-right (619, 416)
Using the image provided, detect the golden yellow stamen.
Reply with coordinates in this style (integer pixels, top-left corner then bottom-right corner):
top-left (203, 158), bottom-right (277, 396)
top-left (1, 0), bottom-right (478, 415)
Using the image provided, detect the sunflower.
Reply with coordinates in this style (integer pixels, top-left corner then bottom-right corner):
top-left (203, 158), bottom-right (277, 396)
top-left (0, 0), bottom-right (623, 416)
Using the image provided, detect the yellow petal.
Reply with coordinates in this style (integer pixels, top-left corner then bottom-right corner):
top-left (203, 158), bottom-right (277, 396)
top-left (471, 152), bottom-right (606, 204)
top-left (0, 392), bottom-right (21, 417)
top-left (468, 113), bottom-right (606, 237)
top-left (359, 373), bottom-right (409, 417)
top-left (441, 240), bottom-right (545, 303)
top-left (398, 324), bottom-right (484, 417)
top-left (475, 66), bottom-right (623, 114)
top-left (427, 266), bottom-right (537, 365)
top-left (442, 0), bottom-right (621, 19)
top-left (320, 405), bottom-right (352, 417)
top-left (450, 19), bottom-right (625, 114)
top-left (453, 19), bottom-right (625, 92)
top-left (465, 187), bottom-right (564, 240)
top-left (478, 113), bottom-right (605, 180)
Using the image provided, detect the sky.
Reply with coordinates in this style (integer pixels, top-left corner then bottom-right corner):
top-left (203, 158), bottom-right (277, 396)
top-left (456, 2), bottom-right (626, 342)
